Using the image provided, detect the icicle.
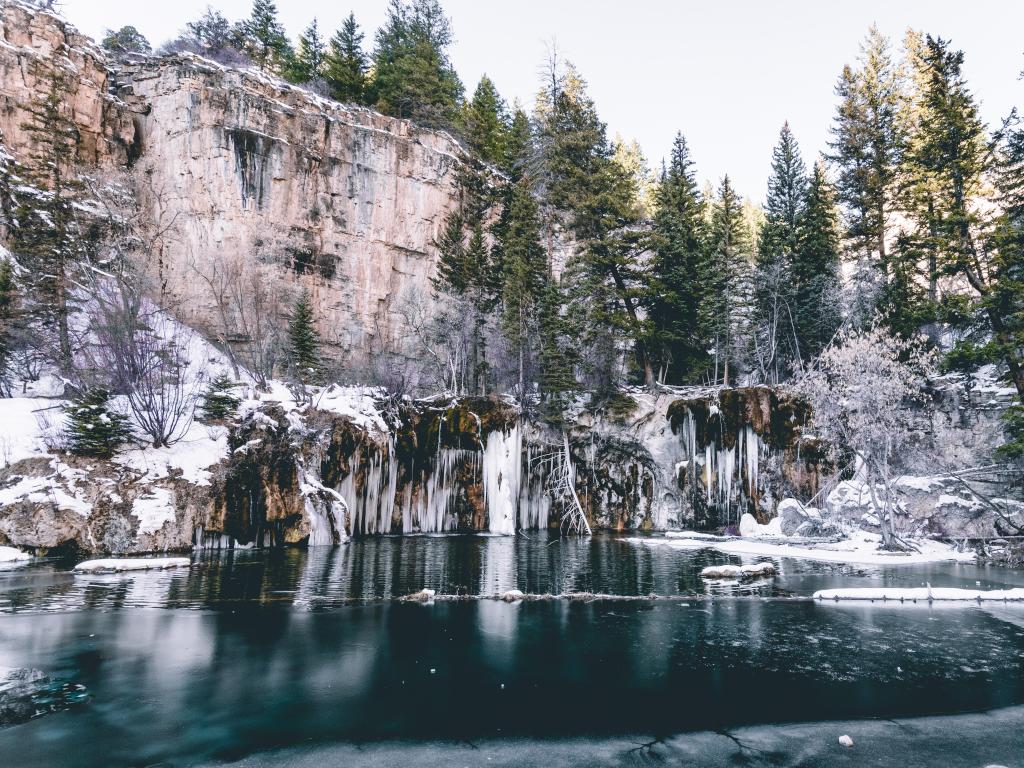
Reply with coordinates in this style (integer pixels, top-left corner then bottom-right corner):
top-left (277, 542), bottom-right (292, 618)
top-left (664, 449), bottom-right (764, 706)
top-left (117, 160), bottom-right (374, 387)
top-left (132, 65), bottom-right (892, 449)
top-left (483, 425), bottom-right (521, 535)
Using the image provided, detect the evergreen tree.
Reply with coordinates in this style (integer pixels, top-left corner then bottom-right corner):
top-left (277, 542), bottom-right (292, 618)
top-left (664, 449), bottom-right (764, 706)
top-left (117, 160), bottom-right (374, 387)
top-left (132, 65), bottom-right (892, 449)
top-left (793, 163), bottom-right (843, 362)
top-left (370, 0), bottom-right (464, 129)
top-left (537, 277), bottom-right (578, 415)
top-left (496, 181), bottom-right (548, 399)
top-left (12, 63), bottom-right (87, 375)
top-left (0, 258), bottom-right (16, 395)
top-left (65, 389), bottom-right (133, 458)
top-left (199, 374), bottom-right (241, 422)
top-left (461, 76), bottom-right (509, 167)
top-left (755, 122), bottom-right (807, 379)
top-left (285, 19), bottom-right (327, 84)
top-left (236, 0), bottom-right (292, 74)
top-left (828, 26), bottom-right (905, 275)
top-left (502, 107), bottom-right (532, 181)
top-left (182, 8), bottom-right (235, 60)
top-left (101, 26), bottom-right (152, 54)
top-left (647, 132), bottom-right (707, 383)
top-left (287, 289), bottom-right (321, 382)
top-left (702, 176), bottom-right (754, 386)
top-left (536, 61), bottom-right (652, 388)
top-left (324, 13), bottom-right (367, 104)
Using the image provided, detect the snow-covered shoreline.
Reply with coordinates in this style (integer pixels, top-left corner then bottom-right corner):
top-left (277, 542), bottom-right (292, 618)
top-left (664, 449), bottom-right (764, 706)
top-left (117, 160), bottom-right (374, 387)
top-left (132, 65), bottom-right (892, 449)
top-left (0, 546), bottom-right (30, 563)
top-left (633, 529), bottom-right (975, 566)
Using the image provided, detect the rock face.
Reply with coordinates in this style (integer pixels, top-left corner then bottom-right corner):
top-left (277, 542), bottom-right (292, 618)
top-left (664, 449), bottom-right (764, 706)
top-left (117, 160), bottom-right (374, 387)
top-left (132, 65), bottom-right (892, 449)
top-left (0, 3), bottom-right (464, 367)
top-left (0, 2), bottom-right (135, 167)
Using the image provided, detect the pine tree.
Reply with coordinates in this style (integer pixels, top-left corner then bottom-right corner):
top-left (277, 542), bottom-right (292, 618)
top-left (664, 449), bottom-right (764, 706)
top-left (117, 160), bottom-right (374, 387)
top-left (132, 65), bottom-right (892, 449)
top-left (370, 0), bottom-right (464, 129)
top-left (287, 289), bottom-right (321, 383)
top-left (537, 62), bottom-right (652, 388)
top-left (537, 277), bottom-right (578, 416)
top-left (755, 123), bottom-right (807, 379)
top-left (647, 132), bottom-right (707, 383)
top-left (236, 0), bottom-right (292, 75)
top-left (101, 26), bottom-right (151, 54)
top-left (12, 62), bottom-right (87, 375)
top-left (286, 19), bottom-right (326, 84)
top-left (496, 181), bottom-right (548, 399)
top-left (65, 389), bottom-right (133, 458)
top-left (793, 163), bottom-right (842, 362)
top-left (702, 176), bottom-right (754, 386)
top-left (183, 8), bottom-right (235, 60)
top-left (0, 258), bottom-right (16, 396)
top-left (828, 26), bottom-right (905, 275)
top-left (461, 76), bottom-right (509, 167)
top-left (199, 374), bottom-right (241, 422)
top-left (324, 13), bottom-right (367, 104)
top-left (502, 107), bottom-right (532, 181)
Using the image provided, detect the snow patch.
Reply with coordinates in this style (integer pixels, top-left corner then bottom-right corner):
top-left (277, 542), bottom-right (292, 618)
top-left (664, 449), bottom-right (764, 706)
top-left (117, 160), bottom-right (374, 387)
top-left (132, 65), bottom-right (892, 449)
top-left (0, 546), bottom-right (30, 562)
top-left (131, 488), bottom-right (175, 535)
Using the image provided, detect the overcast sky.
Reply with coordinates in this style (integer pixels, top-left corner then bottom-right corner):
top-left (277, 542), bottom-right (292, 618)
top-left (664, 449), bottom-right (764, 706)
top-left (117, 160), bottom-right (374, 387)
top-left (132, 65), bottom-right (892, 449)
top-left (59, 0), bottom-right (1024, 202)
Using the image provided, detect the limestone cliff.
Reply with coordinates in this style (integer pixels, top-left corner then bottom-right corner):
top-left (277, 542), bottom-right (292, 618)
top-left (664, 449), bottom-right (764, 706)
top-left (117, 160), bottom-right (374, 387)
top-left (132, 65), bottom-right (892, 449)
top-left (0, 1), bottom-right (464, 364)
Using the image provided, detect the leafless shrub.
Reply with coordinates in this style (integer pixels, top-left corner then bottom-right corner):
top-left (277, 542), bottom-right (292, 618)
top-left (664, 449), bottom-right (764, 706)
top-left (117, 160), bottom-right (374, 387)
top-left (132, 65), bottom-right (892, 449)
top-left (796, 322), bottom-right (936, 550)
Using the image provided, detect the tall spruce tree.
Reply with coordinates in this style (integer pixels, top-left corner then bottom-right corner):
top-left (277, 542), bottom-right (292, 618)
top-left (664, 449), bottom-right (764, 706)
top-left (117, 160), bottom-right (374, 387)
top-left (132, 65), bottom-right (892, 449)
top-left (286, 19), bottom-right (327, 84)
top-left (829, 27), bottom-right (905, 276)
top-left (755, 122), bottom-right (807, 379)
top-left (496, 181), bottom-right (549, 399)
top-left (324, 13), bottom-right (367, 104)
top-left (461, 76), bottom-right (509, 167)
top-left (503, 107), bottom-right (532, 181)
top-left (0, 258), bottom-right (16, 395)
top-left (370, 0), bottom-right (464, 129)
top-left (536, 61), bottom-right (652, 388)
top-left (236, 0), bottom-right (292, 75)
top-left (647, 132), bottom-right (707, 383)
top-left (12, 63), bottom-right (87, 375)
top-left (702, 176), bottom-right (754, 386)
top-left (793, 163), bottom-right (843, 362)
top-left (287, 289), bottom-right (321, 383)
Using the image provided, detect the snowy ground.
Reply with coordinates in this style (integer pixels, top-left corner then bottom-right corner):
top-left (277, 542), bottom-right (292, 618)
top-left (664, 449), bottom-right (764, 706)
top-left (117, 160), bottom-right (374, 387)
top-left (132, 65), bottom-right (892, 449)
top-left (0, 546), bottom-right (29, 562)
top-left (636, 528), bottom-right (975, 566)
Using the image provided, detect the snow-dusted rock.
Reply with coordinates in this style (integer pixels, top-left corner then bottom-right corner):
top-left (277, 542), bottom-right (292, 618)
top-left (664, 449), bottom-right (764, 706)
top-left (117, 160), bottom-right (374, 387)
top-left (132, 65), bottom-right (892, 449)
top-left (74, 557), bottom-right (190, 573)
top-left (838, 735), bottom-right (854, 748)
top-left (700, 562), bottom-right (776, 580)
top-left (501, 589), bottom-right (526, 602)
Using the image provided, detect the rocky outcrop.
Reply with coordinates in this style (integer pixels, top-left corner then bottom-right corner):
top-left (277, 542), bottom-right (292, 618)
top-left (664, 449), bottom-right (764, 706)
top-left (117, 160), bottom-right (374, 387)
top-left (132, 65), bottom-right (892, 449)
top-left (0, 2), bottom-right (135, 166)
top-left (0, 2), bottom-right (464, 368)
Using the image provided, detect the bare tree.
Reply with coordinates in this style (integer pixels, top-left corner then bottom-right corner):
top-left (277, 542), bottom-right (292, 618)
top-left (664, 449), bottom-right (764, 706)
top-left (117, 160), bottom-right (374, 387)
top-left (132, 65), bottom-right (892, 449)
top-left (85, 272), bottom-right (201, 448)
top-left (796, 323), bottom-right (936, 550)
top-left (188, 230), bottom-right (293, 388)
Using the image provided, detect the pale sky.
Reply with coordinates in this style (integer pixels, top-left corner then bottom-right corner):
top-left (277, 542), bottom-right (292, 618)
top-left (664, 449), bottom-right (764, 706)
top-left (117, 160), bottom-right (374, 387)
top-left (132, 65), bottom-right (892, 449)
top-left (58, 0), bottom-right (1024, 203)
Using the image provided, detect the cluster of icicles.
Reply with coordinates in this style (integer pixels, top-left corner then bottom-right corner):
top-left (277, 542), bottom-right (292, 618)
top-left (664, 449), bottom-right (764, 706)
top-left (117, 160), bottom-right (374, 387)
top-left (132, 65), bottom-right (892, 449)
top-left (675, 407), bottom-right (766, 524)
top-left (339, 424), bottom-right (552, 535)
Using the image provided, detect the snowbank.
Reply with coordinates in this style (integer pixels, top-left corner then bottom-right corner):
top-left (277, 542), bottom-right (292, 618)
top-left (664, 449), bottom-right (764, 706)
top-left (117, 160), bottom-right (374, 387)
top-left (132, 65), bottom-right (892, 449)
top-left (700, 562), bottom-right (776, 580)
top-left (0, 546), bottom-right (29, 562)
top-left (0, 397), bottom-right (64, 465)
top-left (115, 422), bottom-right (228, 486)
top-left (738, 512), bottom-right (783, 537)
top-left (130, 488), bottom-right (176, 535)
top-left (814, 587), bottom-right (1024, 602)
top-left (632, 529), bottom-right (974, 566)
top-left (73, 557), bottom-right (191, 572)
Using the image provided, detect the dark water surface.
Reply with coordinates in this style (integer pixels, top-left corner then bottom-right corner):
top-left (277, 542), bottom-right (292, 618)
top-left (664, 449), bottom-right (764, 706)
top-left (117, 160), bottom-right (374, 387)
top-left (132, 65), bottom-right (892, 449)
top-left (1, 534), bottom-right (1024, 767)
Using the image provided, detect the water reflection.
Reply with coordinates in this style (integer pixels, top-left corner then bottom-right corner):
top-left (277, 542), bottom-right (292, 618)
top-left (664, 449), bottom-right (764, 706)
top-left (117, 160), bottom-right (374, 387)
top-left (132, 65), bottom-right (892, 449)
top-left (2, 599), bottom-right (1024, 768)
top-left (4, 533), bottom-right (1024, 613)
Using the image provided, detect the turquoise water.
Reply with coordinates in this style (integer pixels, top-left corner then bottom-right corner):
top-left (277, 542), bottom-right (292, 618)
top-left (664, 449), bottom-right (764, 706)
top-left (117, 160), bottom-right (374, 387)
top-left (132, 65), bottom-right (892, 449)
top-left (1, 534), bottom-right (1023, 767)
